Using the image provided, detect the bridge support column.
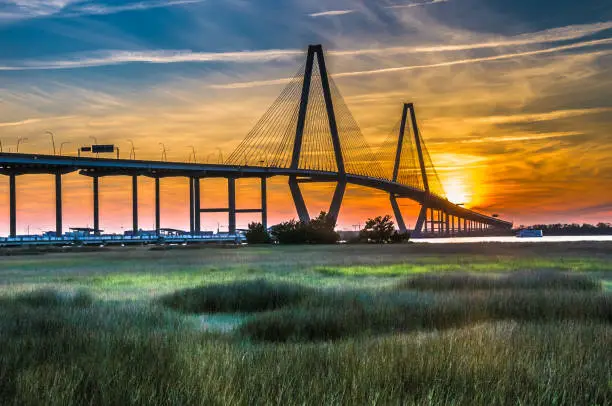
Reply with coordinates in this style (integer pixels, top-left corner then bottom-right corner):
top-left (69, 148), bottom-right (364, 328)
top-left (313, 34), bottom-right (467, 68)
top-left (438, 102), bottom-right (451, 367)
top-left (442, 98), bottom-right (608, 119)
top-left (194, 178), bottom-right (201, 234)
top-left (413, 204), bottom-right (428, 237)
top-left (390, 195), bottom-right (407, 233)
top-left (155, 178), bottom-right (160, 235)
top-left (289, 176), bottom-right (310, 223)
top-left (328, 179), bottom-right (346, 224)
top-left (132, 175), bottom-right (138, 235)
top-left (93, 176), bottom-right (100, 236)
top-left (55, 173), bottom-right (62, 237)
top-left (189, 178), bottom-right (194, 234)
top-left (429, 208), bottom-right (434, 234)
top-left (228, 178), bottom-right (236, 234)
top-left (261, 177), bottom-right (268, 230)
top-left (445, 212), bottom-right (450, 236)
top-left (9, 173), bottom-right (16, 238)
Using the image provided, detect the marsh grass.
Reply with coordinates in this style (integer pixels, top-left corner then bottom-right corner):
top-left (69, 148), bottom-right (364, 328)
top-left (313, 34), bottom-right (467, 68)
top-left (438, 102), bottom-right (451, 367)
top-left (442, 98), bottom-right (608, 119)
top-left (1, 243), bottom-right (611, 405)
top-left (239, 289), bottom-right (612, 342)
top-left (0, 305), bottom-right (610, 405)
top-left (0, 288), bottom-right (94, 308)
top-left (397, 270), bottom-right (602, 291)
top-left (158, 279), bottom-right (314, 313)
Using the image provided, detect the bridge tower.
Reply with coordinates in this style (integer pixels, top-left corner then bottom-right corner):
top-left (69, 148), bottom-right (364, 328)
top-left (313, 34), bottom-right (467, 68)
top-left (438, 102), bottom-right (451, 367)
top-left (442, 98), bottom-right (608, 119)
top-left (289, 44), bottom-right (346, 224)
top-left (389, 103), bottom-right (433, 237)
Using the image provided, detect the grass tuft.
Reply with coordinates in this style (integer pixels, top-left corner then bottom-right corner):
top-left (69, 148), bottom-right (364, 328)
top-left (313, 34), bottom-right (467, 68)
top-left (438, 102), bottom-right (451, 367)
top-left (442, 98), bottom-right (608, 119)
top-left (239, 290), bottom-right (611, 342)
top-left (1, 289), bottom-right (94, 308)
top-left (159, 279), bottom-right (314, 313)
top-left (397, 270), bottom-right (601, 291)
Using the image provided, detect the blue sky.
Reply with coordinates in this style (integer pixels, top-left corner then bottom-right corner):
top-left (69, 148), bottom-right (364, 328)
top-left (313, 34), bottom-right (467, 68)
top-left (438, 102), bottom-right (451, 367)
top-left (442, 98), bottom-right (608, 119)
top-left (0, 0), bottom-right (611, 232)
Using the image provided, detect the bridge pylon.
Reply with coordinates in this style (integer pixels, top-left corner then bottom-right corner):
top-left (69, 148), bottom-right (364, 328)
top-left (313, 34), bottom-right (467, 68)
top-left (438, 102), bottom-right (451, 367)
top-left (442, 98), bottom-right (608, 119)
top-left (289, 44), bottom-right (347, 224)
top-left (388, 102), bottom-right (434, 237)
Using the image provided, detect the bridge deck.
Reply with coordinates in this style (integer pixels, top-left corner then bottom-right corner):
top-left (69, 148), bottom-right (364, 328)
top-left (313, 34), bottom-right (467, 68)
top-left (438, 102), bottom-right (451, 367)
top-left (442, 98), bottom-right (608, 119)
top-left (0, 152), bottom-right (511, 228)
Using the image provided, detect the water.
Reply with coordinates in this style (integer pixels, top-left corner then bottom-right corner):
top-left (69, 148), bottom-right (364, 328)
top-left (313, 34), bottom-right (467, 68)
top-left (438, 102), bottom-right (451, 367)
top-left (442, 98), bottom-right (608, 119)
top-left (412, 235), bottom-right (612, 244)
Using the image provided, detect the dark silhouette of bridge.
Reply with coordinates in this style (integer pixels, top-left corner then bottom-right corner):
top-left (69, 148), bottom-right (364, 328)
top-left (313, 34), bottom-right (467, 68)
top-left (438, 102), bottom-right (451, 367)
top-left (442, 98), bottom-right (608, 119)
top-left (0, 45), bottom-right (511, 240)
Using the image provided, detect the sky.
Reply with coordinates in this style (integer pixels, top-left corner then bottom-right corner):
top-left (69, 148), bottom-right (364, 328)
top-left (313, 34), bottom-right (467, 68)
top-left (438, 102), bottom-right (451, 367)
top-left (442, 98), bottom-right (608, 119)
top-left (0, 0), bottom-right (611, 234)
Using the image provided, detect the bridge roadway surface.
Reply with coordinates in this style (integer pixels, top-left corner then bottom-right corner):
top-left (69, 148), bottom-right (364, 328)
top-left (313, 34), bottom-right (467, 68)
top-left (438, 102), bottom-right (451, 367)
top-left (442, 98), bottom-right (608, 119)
top-left (0, 152), bottom-right (511, 228)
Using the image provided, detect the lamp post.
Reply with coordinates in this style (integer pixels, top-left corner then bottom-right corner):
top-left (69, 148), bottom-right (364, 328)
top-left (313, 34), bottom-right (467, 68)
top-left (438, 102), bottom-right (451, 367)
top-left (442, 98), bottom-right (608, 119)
top-left (45, 131), bottom-right (56, 155)
top-left (90, 136), bottom-right (99, 157)
top-left (188, 146), bottom-right (197, 163)
top-left (127, 139), bottom-right (136, 160)
top-left (16, 137), bottom-right (28, 153)
top-left (217, 148), bottom-right (223, 164)
top-left (0, 138), bottom-right (3, 152)
top-left (159, 143), bottom-right (168, 162)
top-left (59, 141), bottom-right (71, 155)
top-left (206, 153), bottom-right (215, 164)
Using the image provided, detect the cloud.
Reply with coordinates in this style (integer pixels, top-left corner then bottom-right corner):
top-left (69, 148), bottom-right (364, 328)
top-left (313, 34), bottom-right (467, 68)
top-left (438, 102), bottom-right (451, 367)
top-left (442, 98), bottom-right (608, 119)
top-left (65, 0), bottom-right (204, 17)
top-left (333, 38), bottom-right (612, 78)
top-left (331, 21), bottom-right (612, 55)
top-left (308, 0), bottom-right (449, 18)
top-left (460, 131), bottom-right (585, 144)
top-left (2, 20), bottom-right (609, 72)
top-left (0, 0), bottom-right (204, 21)
top-left (386, 0), bottom-right (449, 9)
top-left (0, 49), bottom-right (303, 70)
top-left (210, 38), bottom-right (612, 89)
top-left (0, 115), bottom-right (76, 128)
top-left (469, 107), bottom-right (612, 125)
top-left (309, 10), bottom-right (356, 18)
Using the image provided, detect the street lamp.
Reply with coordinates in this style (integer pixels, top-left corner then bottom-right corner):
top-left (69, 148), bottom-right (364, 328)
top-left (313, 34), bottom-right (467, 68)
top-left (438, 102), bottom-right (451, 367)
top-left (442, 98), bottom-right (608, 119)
top-left (187, 145), bottom-right (197, 163)
top-left (217, 148), bottom-right (223, 164)
top-left (59, 141), bottom-right (71, 155)
top-left (127, 139), bottom-right (136, 160)
top-left (0, 139), bottom-right (3, 152)
top-left (89, 136), bottom-right (99, 157)
top-left (16, 137), bottom-right (28, 153)
top-left (159, 143), bottom-right (168, 162)
top-left (45, 131), bottom-right (56, 155)
top-left (206, 153), bottom-right (215, 164)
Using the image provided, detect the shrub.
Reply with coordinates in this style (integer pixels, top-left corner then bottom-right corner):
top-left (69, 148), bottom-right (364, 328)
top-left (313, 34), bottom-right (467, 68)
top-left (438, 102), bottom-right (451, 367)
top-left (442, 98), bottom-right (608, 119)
top-left (245, 222), bottom-right (271, 244)
top-left (360, 215), bottom-right (396, 243)
top-left (270, 212), bottom-right (339, 244)
top-left (305, 212), bottom-right (340, 244)
top-left (159, 279), bottom-right (314, 313)
top-left (270, 219), bottom-right (308, 244)
top-left (390, 231), bottom-right (410, 243)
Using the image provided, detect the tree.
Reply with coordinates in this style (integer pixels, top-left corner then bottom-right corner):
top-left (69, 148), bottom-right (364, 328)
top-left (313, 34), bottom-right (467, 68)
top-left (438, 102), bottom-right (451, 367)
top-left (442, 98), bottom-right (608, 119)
top-left (270, 220), bottom-right (307, 244)
top-left (245, 222), bottom-right (271, 244)
top-left (270, 212), bottom-right (339, 244)
top-left (306, 212), bottom-right (340, 244)
top-left (390, 230), bottom-right (410, 243)
top-left (360, 215), bottom-right (396, 243)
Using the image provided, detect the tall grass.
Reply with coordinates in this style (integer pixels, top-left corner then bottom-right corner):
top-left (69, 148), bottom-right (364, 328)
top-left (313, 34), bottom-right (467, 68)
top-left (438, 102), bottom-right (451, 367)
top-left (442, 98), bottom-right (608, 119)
top-left (158, 279), bottom-right (314, 313)
top-left (398, 271), bottom-right (601, 291)
top-left (239, 290), bottom-right (612, 342)
top-left (1, 242), bottom-right (611, 405)
top-left (0, 288), bottom-right (94, 308)
top-left (0, 299), bottom-right (610, 405)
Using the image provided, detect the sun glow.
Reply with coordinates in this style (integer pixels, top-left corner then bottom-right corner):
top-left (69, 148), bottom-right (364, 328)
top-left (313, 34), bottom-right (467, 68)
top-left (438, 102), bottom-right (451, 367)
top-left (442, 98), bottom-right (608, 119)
top-left (443, 176), bottom-right (471, 205)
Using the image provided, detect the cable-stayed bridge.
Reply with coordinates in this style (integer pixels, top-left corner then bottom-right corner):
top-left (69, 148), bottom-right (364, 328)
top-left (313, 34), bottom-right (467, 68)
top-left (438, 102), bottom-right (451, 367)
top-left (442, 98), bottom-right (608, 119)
top-left (0, 45), bottom-right (511, 242)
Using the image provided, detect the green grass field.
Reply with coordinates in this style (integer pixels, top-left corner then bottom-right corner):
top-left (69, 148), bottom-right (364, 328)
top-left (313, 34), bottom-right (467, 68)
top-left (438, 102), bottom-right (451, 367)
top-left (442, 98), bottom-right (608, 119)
top-left (1, 242), bottom-right (611, 405)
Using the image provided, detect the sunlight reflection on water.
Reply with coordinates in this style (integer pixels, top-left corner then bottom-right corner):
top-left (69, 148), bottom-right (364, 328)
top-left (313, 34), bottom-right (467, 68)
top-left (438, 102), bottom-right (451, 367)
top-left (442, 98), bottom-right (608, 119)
top-left (413, 236), bottom-right (612, 244)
